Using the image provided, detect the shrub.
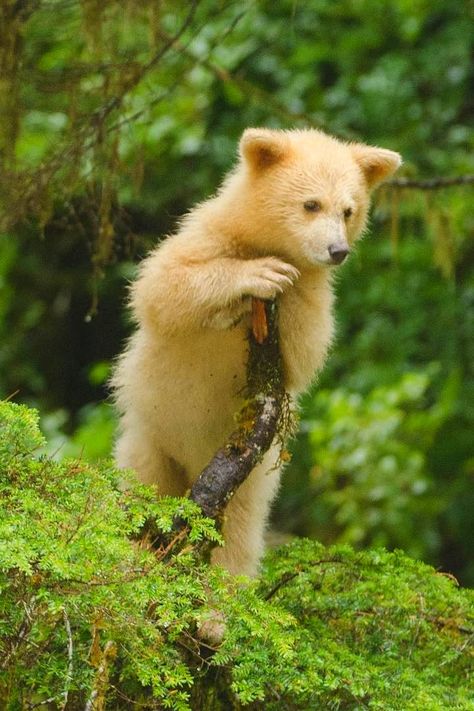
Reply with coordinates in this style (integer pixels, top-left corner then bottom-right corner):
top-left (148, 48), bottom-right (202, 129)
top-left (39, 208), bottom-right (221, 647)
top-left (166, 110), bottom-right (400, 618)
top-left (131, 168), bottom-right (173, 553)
top-left (0, 401), bottom-right (473, 709)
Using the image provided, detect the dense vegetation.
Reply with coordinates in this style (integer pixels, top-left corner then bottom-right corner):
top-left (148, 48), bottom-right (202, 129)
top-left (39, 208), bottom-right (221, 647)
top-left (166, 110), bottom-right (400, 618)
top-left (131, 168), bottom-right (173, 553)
top-left (1, 401), bottom-right (473, 709)
top-left (1, 0), bottom-right (472, 583)
top-left (0, 0), bottom-right (473, 705)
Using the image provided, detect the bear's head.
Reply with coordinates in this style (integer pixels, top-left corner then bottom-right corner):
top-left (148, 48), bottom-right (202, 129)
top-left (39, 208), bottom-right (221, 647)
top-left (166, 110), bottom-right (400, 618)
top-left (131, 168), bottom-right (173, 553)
top-left (234, 128), bottom-right (401, 268)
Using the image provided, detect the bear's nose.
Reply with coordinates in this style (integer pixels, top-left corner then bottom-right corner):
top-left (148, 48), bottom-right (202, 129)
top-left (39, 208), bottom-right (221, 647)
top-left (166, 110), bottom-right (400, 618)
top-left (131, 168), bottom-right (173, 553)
top-left (328, 242), bottom-right (349, 265)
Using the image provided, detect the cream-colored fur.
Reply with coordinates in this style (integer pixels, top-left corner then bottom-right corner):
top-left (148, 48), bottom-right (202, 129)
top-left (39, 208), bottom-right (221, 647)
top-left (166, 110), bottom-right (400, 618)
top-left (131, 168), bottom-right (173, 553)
top-left (112, 128), bottom-right (401, 577)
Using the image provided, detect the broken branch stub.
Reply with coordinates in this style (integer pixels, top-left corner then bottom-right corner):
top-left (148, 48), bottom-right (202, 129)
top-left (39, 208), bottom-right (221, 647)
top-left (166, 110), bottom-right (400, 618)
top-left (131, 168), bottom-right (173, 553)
top-left (189, 298), bottom-right (287, 526)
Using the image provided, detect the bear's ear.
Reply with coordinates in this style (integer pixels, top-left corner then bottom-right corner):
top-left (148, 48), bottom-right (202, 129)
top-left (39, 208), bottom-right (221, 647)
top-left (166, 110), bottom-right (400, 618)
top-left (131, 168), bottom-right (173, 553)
top-left (239, 128), bottom-right (290, 170)
top-left (351, 144), bottom-right (402, 188)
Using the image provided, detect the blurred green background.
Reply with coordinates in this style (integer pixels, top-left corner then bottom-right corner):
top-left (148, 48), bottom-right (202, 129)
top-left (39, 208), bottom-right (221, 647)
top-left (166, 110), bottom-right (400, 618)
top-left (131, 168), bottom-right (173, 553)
top-left (1, 1), bottom-right (473, 582)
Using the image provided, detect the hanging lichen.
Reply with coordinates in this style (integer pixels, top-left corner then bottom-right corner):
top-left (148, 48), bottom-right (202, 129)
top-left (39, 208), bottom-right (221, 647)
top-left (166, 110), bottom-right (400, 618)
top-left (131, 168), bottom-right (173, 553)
top-left (80, 0), bottom-right (105, 57)
top-left (0, 1), bottom-right (25, 168)
top-left (390, 187), bottom-right (400, 261)
top-left (0, 0), bottom-right (472, 299)
top-left (433, 209), bottom-right (456, 280)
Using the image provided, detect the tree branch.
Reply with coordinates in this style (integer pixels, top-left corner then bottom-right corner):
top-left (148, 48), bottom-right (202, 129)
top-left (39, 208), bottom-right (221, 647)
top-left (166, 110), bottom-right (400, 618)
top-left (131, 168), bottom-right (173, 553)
top-left (387, 174), bottom-right (474, 190)
top-left (189, 299), bottom-right (290, 527)
top-left (84, 640), bottom-right (117, 711)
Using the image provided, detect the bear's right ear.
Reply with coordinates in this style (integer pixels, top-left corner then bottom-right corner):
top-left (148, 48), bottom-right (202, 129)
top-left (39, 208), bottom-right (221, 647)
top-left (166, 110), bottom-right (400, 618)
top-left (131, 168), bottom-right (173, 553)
top-left (351, 144), bottom-right (402, 188)
top-left (239, 128), bottom-right (290, 171)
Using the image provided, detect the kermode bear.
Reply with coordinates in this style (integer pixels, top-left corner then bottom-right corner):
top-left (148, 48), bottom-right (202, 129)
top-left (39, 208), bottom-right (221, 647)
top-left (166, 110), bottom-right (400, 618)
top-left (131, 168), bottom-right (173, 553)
top-left (112, 128), bottom-right (401, 577)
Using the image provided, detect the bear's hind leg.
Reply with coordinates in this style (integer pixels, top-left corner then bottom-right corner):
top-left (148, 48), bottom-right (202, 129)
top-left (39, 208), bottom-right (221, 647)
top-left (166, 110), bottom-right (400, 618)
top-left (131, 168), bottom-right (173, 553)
top-left (115, 426), bottom-right (188, 496)
top-left (211, 454), bottom-right (281, 577)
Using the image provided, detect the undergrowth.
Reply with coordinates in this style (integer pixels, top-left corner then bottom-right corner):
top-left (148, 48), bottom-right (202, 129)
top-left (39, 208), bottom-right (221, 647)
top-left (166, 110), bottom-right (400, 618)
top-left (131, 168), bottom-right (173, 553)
top-left (0, 401), bottom-right (472, 709)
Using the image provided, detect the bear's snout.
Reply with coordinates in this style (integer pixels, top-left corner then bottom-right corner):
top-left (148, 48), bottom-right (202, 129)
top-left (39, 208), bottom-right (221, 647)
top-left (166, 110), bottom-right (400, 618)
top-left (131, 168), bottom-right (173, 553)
top-left (328, 241), bottom-right (350, 265)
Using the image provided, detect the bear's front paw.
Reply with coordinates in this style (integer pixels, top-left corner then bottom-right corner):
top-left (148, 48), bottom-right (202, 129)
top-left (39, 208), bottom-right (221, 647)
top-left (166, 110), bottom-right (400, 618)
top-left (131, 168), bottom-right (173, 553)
top-left (243, 257), bottom-right (300, 299)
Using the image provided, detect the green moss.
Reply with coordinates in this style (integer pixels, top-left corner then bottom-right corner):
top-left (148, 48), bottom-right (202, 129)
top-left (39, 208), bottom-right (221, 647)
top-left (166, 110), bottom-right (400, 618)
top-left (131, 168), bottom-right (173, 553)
top-left (246, 301), bottom-right (283, 399)
top-left (244, 301), bottom-right (297, 457)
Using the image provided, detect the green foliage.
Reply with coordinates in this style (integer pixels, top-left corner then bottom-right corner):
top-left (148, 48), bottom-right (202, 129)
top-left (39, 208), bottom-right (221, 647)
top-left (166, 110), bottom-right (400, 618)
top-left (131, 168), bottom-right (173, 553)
top-left (257, 540), bottom-right (474, 711)
top-left (1, 402), bottom-right (473, 709)
top-left (42, 402), bottom-right (116, 462)
top-left (0, 401), bottom-right (224, 708)
top-left (306, 369), bottom-right (450, 556)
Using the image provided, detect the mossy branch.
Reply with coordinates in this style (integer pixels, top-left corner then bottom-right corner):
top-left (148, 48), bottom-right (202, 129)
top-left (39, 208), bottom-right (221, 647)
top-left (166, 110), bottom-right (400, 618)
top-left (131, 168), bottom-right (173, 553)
top-left (387, 174), bottom-right (474, 190)
top-left (189, 299), bottom-right (290, 527)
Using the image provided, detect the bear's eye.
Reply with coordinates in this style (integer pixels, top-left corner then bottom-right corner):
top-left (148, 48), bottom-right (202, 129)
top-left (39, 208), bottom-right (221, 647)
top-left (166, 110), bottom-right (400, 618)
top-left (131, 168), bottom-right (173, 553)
top-left (304, 200), bottom-right (322, 213)
top-left (344, 207), bottom-right (353, 219)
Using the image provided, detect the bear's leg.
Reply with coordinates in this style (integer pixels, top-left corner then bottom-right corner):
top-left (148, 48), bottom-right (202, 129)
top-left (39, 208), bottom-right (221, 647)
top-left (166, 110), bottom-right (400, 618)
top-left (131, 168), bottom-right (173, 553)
top-left (211, 454), bottom-right (281, 577)
top-left (115, 426), bottom-right (188, 496)
top-left (198, 458), bottom-right (280, 644)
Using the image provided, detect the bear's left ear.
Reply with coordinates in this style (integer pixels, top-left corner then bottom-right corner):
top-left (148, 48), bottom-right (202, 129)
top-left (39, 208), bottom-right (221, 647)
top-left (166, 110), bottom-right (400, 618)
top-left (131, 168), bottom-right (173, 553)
top-left (351, 144), bottom-right (402, 188)
top-left (239, 128), bottom-right (290, 171)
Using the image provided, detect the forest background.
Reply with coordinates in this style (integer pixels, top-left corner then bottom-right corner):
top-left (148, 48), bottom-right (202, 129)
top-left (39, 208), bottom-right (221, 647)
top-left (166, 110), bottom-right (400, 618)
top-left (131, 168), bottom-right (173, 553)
top-left (0, 0), bottom-right (473, 587)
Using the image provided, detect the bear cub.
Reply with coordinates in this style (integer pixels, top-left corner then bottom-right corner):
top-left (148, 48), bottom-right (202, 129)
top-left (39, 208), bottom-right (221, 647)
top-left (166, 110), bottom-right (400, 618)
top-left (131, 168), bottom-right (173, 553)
top-left (112, 128), bottom-right (401, 577)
